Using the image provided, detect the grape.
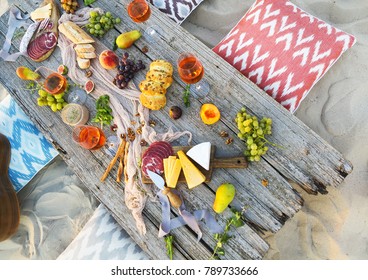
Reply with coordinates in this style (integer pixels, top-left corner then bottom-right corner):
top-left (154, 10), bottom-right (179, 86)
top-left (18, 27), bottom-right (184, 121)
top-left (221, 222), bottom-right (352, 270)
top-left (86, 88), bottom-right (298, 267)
top-left (51, 104), bottom-right (58, 112)
top-left (235, 107), bottom-right (275, 162)
top-left (85, 11), bottom-right (119, 38)
top-left (38, 89), bottom-right (48, 97)
top-left (56, 103), bottom-right (63, 110)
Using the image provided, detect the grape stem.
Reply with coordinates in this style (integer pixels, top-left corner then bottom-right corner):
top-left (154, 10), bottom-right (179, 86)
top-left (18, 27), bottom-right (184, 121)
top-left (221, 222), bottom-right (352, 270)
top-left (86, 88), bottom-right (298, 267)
top-left (259, 136), bottom-right (285, 149)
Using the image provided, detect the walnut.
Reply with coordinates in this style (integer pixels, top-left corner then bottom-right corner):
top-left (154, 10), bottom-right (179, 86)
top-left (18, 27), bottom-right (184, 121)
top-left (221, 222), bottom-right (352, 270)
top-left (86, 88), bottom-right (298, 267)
top-left (225, 138), bottom-right (233, 145)
top-left (85, 70), bottom-right (93, 78)
top-left (220, 131), bottom-right (229, 137)
top-left (127, 127), bottom-right (136, 142)
top-left (142, 46), bottom-right (149, 53)
top-left (149, 120), bottom-right (156, 127)
top-left (140, 139), bottom-right (148, 146)
top-left (136, 126), bottom-right (142, 135)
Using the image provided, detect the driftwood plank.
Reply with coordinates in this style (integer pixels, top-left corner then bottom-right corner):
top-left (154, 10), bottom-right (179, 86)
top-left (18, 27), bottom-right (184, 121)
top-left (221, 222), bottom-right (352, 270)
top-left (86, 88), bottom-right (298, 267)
top-left (0, 4), bottom-right (270, 259)
top-left (0, 0), bottom-right (353, 260)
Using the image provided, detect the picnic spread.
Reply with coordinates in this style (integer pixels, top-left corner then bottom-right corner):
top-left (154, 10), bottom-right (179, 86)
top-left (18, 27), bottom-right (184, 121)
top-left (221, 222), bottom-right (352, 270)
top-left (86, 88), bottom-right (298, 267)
top-left (0, 0), bottom-right (354, 259)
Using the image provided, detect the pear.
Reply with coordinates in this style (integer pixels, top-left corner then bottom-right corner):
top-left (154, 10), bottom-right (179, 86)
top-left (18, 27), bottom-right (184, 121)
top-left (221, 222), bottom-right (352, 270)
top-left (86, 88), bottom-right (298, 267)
top-left (213, 183), bottom-right (236, 214)
top-left (116, 30), bottom-right (142, 49)
top-left (16, 66), bottom-right (41, 81)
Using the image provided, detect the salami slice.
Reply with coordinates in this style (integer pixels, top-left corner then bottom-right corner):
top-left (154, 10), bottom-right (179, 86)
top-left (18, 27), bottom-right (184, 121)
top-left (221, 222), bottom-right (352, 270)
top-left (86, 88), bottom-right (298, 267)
top-left (141, 141), bottom-right (174, 178)
top-left (142, 154), bottom-right (164, 178)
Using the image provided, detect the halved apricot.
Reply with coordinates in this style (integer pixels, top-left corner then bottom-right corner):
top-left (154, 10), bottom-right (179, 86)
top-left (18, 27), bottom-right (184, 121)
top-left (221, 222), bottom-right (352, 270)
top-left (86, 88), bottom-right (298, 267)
top-left (200, 103), bottom-right (220, 125)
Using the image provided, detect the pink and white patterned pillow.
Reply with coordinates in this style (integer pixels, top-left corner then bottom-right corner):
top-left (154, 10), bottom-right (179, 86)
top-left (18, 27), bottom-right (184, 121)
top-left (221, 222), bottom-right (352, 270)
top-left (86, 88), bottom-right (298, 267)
top-left (213, 0), bottom-right (356, 113)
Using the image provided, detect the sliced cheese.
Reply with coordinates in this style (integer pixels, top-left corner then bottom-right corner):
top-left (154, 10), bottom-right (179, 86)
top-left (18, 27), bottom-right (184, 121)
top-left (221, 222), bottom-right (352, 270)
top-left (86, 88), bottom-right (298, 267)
top-left (31, 3), bottom-right (52, 21)
top-left (186, 142), bottom-right (211, 170)
top-left (168, 156), bottom-right (176, 175)
top-left (177, 151), bottom-right (205, 189)
top-left (163, 158), bottom-right (169, 183)
top-left (167, 159), bottom-right (182, 188)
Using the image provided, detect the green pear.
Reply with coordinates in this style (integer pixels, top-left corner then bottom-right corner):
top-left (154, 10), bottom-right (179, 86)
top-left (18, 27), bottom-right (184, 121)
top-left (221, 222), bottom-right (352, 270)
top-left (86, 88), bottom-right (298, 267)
top-left (16, 66), bottom-right (40, 81)
top-left (116, 30), bottom-right (142, 49)
top-left (213, 183), bottom-right (236, 214)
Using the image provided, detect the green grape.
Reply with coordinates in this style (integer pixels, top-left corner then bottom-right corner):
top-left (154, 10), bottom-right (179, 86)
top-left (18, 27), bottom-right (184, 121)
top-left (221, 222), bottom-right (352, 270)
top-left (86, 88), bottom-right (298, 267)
top-left (90, 11), bottom-right (98, 18)
top-left (51, 104), bottom-right (58, 112)
top-left (56, 103), bottom-right (63, 110)
top-left (251, 144), bottom-right (257, 150)
top-left (246, 138), bottom-right (253, 145)
top-left (94, 24), bottom-right (101, 30)
top-left (46, 96), bottom-right (55, 102)
top-left (54, 93), bottom-right (64, 99)
top-left (57, 98), bottom-right (64, 103)
top-left (250, 150), bottom-right (258, 156)
top-left (257, 129), bottom-right (263, 136)
top-left (89, 28), bottom-right (95, 34)
top-left (115, 17), bottom-right (121, 24)
top-left (95, 16), bottom-right (101, 21)
top-left (38, 89), bottom-right (48, 97)
top-left (254, 155), bottom-right (261, 161)
top-left (105, 11), bottom-right (112, 17)
top-left (62, 102), bottom-right (68, 108)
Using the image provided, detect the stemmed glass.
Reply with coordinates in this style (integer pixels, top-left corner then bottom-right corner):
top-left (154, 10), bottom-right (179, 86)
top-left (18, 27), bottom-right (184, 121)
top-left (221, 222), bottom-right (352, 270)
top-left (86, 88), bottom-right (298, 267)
top-left (127, 0), bottom-right (162, 42)
top-left (177, 52), bottom-right (210, 98)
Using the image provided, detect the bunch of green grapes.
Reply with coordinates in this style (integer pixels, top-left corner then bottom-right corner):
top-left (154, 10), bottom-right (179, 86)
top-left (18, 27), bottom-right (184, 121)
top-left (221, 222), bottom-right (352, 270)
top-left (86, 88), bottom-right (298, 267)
top-left (37, 89), bottom-right (68, 112)
top-left (235, 107), bottom-right (273, 162)
top-left (86, 11), bottom-right (121, 38)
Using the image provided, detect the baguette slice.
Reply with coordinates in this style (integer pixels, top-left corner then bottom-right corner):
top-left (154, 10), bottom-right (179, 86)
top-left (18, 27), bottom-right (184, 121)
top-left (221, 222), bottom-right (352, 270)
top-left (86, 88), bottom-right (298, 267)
top-left (74, 43), bottom-right (95, 53)
top-left (76, 51), bottom-right (96, 59)
top-left (77, 57), bottom-right (90, 69)
top-left (59, 21), bottom-right (95, 44)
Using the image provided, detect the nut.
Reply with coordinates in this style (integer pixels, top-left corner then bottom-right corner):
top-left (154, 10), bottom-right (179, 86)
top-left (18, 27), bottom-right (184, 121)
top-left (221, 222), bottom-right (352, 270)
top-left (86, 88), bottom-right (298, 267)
top-left (127, 127), bottom-right (136, 142)
top-left (261, 179), bottom-right (269, 187)
top-left (142, 46), bottom-right (149, 53)
top-left (225, 138), bottom-right (233, 145)
top-left (140, 139), bottom-right (147, 146)
top-left (220, 131), bottom-right (229, 137)
top-left (110, 124), bottom-right (118, 132)
top-left (169, 106), bottom-right (182, 120)
top-left (149, 120), bottom-right (156, 127)
top-left (85, 70), bottom-right (93, 78)
top-left (136, 126), bottom-right (142, 135)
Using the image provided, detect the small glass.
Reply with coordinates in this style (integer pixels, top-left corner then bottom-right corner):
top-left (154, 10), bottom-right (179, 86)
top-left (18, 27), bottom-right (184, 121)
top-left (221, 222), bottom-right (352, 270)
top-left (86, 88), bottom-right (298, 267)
top-left (43, 72), bottom-right (68, 95)
top-left (177, 52), bottom-right (210, 98)
top-left (66, 88), bottom-right (87, 105)
top-left (72, 125), bottom-right (106, 150)
top-left (127, 0), bottom-right (151, 23)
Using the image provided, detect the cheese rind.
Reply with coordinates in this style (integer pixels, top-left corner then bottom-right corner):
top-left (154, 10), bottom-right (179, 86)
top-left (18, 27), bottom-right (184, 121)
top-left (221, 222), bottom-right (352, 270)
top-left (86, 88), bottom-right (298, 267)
top-left (31, 3), bottom-right (52, 21)
top-left (186, 142), bottom-right (211, 170)
top-left (167, 159), bottom-right (182, 188)
top-left (177, 151), bottom-right (205, 189)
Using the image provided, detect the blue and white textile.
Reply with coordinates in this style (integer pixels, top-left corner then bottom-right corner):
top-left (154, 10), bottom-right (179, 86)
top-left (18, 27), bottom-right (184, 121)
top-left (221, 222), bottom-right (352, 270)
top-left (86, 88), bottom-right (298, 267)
top-left (0, 95), bottom-right (58, 192)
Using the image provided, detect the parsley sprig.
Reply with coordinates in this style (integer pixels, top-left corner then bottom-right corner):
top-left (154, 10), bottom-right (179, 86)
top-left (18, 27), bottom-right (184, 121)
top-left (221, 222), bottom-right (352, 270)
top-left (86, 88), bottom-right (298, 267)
top-left (164, 235), bottom-right (174, 260)
top-left (92, 95), bottom-right (113, 128)
top-left (211, 210), bottom-right (244, 260)
top-left (183, 84), bottom-right (190, 107)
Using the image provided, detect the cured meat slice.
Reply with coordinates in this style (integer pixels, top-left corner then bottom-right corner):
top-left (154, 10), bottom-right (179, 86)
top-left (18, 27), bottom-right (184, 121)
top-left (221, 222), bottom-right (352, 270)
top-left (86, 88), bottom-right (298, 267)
top-left (143, 145), bottom-right (171, 160)
top-left (149, 141), bottom-right (173, 156)
top-left (142, 154), bottom-right (164, 178)
top-left (27, 32), bottom-right (57, 60)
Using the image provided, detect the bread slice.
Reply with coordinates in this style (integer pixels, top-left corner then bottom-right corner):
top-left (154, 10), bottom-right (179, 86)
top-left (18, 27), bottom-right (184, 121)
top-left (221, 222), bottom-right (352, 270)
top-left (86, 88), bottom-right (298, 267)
top-left (139, 80), bottom-right (167, 96)
top-left (140, 93), bottom-right (166, 110)
top-left (146, 70), bottom-right (173, 89)
top-left (76, 51), bottom-right (96, 59)
top-left (77, 57), bottom-right (90, 69)
top-left (74, 44), bottom-right (95, 53)
top-left (150, 60), bottom-right (173, 75)
top-left (59, 21), bottom-right (95, 44)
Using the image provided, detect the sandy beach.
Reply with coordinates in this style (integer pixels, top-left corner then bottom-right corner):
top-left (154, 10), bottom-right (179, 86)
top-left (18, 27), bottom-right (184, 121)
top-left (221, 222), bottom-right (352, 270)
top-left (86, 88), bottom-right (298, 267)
top-left (1, 0), bottom-right (368, 260)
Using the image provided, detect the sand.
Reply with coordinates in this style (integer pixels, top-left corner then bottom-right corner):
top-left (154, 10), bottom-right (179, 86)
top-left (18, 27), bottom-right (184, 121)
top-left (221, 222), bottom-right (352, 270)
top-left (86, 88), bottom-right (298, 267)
top-left (1, 0), bottom-right (368, 260)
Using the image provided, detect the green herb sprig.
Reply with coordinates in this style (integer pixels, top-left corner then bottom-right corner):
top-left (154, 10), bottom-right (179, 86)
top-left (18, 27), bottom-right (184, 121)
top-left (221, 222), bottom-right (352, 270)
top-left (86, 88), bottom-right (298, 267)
top-left (164, 235), bottom-right (174, 260)
top-left (183, 84), bottom-right (190, 107)
top-left (84, 0), bottom-right (96, 5)
top-left (211, 210), bottom-right (244, 260)
top-left (24, 81), bottom-right (42, 94)
top-left (92, 95), bottom-right (113, 128)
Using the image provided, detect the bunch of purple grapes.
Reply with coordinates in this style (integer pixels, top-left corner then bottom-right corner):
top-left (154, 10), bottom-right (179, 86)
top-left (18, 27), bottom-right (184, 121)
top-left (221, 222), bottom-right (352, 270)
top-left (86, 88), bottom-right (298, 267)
top-left (114, 52), bottom-right (146, 89)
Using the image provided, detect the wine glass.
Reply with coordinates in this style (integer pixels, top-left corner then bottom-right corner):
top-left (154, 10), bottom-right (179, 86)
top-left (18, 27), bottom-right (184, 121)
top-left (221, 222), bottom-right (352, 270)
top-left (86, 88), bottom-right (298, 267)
top-left (66, 88), bottom-right (87, 105)
top-left (72, 125), bottom-right (106, 150)
top-left (127, 0), bottom-right (163, 42)
top-left (177, 52), bottom-right (210, 98)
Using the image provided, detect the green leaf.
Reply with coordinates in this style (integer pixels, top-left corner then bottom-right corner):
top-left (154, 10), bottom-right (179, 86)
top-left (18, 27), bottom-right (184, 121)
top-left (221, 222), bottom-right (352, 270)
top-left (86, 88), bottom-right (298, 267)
top-left (84, 0), bottom-right (96, 5)
top-left (232, 218), bottom-right (244, 228)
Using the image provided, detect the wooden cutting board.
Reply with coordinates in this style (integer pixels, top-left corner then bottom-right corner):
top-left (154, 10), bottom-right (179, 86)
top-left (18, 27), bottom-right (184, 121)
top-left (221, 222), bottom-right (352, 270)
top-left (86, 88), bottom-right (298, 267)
top-left (141, 145), bottom-right (248, 184)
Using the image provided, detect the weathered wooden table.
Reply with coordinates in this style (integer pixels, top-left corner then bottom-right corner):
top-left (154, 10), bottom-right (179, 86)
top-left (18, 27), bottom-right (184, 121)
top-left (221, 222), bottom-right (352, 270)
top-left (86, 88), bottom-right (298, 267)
top-left (0, 0), bottom-right (353, 259)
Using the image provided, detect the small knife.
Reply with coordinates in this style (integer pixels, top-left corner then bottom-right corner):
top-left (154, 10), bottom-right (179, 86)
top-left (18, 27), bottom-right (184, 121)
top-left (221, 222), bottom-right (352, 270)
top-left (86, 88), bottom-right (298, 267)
top-left (147, 170), bottom-right (165, 190)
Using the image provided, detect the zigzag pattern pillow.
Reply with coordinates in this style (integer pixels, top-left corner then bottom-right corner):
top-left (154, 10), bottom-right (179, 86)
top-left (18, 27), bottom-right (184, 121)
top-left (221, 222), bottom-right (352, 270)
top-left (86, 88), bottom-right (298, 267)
top-left (213, 0), bottom-right (356, 112)
top-left (149, 0), bottom-right (204, 24)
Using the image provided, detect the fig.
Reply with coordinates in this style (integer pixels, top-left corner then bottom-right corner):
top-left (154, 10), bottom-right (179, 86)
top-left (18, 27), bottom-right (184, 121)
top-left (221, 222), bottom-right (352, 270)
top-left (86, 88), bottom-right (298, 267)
top-left (57, 65), bottom-right (68, 75)
top-left (169, 106), bottom-right (182, 120)
top-left (84, 80), bottom-right (95, 94)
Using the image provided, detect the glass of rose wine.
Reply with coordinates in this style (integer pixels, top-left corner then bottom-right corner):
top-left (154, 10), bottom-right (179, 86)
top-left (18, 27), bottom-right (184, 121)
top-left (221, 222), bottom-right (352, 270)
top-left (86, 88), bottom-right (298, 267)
top-left (177, 52), bottom-right (210, 98)
top-left (127, 0), bottom-right (162, 42)
top-left (72, 125), bottom-right (106, 150)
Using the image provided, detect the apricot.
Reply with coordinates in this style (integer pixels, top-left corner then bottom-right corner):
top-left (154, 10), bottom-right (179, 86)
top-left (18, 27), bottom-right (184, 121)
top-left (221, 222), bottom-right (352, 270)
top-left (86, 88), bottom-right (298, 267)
top-left (99, 50), bottom-right (119, 70)
top-left (200, 103), bottom-right (220, 125)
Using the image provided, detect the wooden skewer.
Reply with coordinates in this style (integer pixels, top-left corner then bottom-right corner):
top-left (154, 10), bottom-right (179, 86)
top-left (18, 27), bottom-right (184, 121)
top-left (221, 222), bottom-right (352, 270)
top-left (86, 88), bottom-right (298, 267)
top-left (100, 134), bottom-right (126, 182)
top-left (123, 141), bottom-right (130, 184)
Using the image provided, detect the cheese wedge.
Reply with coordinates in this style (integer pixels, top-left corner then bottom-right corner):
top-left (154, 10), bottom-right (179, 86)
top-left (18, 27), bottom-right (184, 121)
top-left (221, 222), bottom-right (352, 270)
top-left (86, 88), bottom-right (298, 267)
top-left (168, 156), bottom-right (176, 175)
top-left (31, 3), bottom-right (52, 21)
top-left (167, 159), bottom-right (182, 188)
top-left (186, 142), bottom-right (211, 171)
top-left (177, 151), bottom-right (206, 189)
top-left (163, 158), bottom-right (169, 183)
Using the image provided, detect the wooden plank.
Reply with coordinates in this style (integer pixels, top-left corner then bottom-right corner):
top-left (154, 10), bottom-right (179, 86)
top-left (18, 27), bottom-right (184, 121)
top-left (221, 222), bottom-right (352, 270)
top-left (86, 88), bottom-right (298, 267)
top-left (0, 5), bottom-right (270, 259)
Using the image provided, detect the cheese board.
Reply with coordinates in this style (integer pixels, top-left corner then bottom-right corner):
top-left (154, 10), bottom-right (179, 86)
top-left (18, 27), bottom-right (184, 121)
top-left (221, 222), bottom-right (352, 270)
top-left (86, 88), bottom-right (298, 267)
top-left (141, 145), bottom-right (248, 184)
